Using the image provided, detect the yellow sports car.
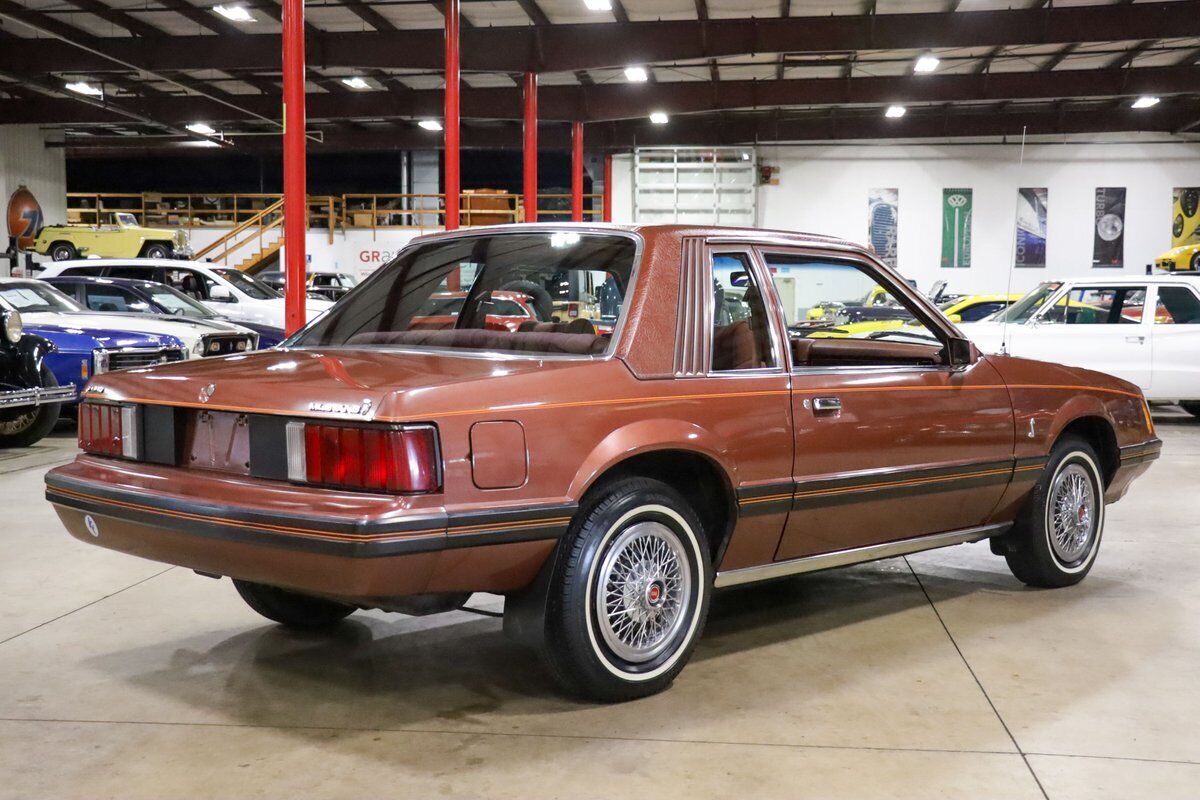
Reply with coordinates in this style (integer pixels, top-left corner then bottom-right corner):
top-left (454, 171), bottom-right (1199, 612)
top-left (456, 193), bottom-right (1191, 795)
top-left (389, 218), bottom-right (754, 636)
top-left (1155, 244), bottom-right (1200, 272)
top-left (803, 293), bottom-right (1023, 338)
top-left (33, 212), bottom-right (192, 262)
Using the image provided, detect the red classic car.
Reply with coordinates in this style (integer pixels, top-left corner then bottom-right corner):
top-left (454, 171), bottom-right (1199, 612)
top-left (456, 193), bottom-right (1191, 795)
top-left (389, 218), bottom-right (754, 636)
top-left (45, 224), bottom-right (1159, 702)
top-left (410, 290), bottom-right (538, 332)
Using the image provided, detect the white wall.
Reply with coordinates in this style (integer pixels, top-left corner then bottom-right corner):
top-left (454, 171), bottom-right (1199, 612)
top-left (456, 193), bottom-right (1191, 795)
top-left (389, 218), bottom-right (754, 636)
top-left (0, 125), bottom-right (66, 275)
top-left (613, 138), bottom-right (1200, 295)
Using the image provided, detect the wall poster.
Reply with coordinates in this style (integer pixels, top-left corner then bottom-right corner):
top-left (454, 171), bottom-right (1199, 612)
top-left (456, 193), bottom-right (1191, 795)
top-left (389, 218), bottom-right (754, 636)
top-left (1171, 187), bottom-right (1200, 249)
top-left (867, 188), bottom-right (899, 268)
top-left (1014, 187), bottom-right (1048, 269)
top-left (1092, 187), bottom-right (1126, 268)
top-left (940, 188), bottom-right (972, 269)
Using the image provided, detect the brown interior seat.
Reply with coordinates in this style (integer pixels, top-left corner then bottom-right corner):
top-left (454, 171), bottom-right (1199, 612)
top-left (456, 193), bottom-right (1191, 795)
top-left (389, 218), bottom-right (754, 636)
top-left (712, 320), bottom-right (759, 371)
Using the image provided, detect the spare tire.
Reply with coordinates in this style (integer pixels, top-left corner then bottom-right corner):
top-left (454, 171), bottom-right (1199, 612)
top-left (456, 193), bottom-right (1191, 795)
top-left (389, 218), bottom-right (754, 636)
top-left (500, 279), bottom-right (554, 321)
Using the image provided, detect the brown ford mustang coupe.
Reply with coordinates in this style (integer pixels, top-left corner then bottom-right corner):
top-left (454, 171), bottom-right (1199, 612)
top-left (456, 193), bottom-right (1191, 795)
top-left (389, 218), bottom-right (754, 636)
top-left (46, 224), bottom-right (1160, 701)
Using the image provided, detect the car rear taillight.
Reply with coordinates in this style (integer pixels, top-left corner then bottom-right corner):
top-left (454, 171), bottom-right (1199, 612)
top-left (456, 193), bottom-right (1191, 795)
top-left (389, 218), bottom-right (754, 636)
top-left (78, 402), bottom-right (139, 459)
top-left (285, 422), bottom-right (440, 493)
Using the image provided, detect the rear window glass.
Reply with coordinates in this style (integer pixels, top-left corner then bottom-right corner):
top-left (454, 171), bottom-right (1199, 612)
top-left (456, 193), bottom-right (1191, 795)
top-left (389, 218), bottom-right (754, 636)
top-left (293, 232), bottom-right (637, 357)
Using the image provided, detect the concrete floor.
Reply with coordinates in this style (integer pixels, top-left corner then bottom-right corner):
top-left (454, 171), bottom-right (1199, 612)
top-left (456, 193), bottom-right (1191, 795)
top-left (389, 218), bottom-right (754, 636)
top-left (1, 412), bottom-right (1197, 799)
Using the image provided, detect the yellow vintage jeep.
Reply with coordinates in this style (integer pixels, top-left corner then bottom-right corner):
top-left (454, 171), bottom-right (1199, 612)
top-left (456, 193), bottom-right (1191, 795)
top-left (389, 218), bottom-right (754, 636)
top-left (33, 212), bottom-right (192, 262)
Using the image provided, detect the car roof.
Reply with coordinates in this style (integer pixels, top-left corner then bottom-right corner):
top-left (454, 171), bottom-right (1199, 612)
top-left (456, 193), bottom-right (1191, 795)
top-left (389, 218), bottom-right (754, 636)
top-left (410, 222), bottom-right (860, 251)
top-left (43, 275), bottom-right (163, 291)
top-left (47, 258), bottom-right (230, 270)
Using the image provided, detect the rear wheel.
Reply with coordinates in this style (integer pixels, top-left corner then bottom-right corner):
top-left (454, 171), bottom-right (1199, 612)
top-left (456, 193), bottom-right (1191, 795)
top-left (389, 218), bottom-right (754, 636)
top-left (48, 241), bottom-right (77, 261)
top-left (0, 365), bottom-right (62, 448)
top-left (541, 477), bottom-right (712, 702)
top-left (1190, 251), bottom-right (1200, 271)
top-left (140, 242), bottom-right (173, 259)
top-left (1003, 436), bottom-right (1105, 588)
top-left (233, 579), bottom-right (355, 630)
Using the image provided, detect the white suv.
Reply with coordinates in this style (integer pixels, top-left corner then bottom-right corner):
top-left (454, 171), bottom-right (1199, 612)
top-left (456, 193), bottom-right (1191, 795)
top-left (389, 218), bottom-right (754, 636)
top-left (959, 276), bottom-right (1200, 412)
top-left (37, 259), bottom-right (332, 329)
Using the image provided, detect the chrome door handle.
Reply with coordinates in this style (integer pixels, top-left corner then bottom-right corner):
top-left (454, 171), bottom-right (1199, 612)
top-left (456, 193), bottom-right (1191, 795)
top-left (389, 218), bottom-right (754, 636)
top-left (812, 396), bottom-right (842, 413)
top-left (1125, 336), bottom-right (1145, 344)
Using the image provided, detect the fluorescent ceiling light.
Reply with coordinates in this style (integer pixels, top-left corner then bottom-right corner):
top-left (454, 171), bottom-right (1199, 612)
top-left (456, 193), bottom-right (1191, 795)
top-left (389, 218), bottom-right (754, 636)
top-left (213, 4), bottom-right (254, 22)
top-left (1131, 96), bottom-right (1161, 109)
top-left (418, 119), bottom-right (443, 131)
top-left (624, 66), bottom-right (648, 83)
top-left (65, 81), bottom-right (103, 97)
top-left (583, 0), bottom-right (612, 10)
top-left (649, 111), bottom-right (669, 124)
top-left (342, 77), bottom-right (370, 90)
top-left (884, 105), bottom-right (907, 118)
top-left (914, 55), bottom-right (940, 73)
top-left (186, 122), bottom-right (216, 135)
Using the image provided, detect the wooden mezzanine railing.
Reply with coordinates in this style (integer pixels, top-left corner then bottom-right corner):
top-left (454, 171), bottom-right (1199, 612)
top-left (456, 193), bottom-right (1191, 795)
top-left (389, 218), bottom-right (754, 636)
top-left (66, 191), bottom-right (604, 235)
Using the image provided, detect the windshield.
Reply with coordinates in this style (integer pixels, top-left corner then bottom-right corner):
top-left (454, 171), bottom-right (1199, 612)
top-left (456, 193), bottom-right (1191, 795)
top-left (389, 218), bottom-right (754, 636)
top-left (212, 268), bottom-right (281, 300)
top-left (146, 284), bottom-right (217, 318)
top-left (294, 231), bottom-right (637, 356)
top-left (0, 282), bottom-right (83, 313)
top-left (994, 282), bottom-right (1061, 323)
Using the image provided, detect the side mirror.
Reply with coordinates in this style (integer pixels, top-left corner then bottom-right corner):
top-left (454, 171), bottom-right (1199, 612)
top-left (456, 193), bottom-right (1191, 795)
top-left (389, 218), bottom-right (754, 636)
top-left (209, 286), bottom-right (234, 302)
top-left (729, 271), bottom-right (750, 288)
top-left (947, 337), bottom-right (977, 367)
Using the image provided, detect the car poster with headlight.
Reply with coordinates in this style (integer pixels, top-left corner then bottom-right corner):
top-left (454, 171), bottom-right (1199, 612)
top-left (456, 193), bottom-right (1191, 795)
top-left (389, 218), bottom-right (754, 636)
top-left (867, 188), bottom-right (899, 269)
top-left (1014, 187), bottom-right (1048, 269)
top-left (1092, 187), bottom-right (1126, 268)
top-left (1171, 187), bottom-right (1200, 249)
top-left (941, 188), bottom-right (972, 269)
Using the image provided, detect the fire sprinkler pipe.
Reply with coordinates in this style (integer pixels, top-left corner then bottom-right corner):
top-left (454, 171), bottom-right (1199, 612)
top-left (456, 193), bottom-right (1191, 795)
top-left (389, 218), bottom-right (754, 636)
top-left (571, 120), bottom-right (583, 222)
top-left (523, 72), bottom-right (538, 223)
top-left (444, 0), bottom-right (461, 232)
top-left (603, 154), bottom-right (613, 223)
top-left (281, 0), bottom-right (306, 334)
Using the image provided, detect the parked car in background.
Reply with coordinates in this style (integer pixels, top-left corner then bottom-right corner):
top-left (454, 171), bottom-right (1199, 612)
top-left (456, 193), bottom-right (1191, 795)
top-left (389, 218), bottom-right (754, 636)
top-left (46, 224), bottom-right (1159, 702)
top-left (0, 289), bottom-right (185, 407)
top-left (410, 290), bottom-right (538, 332)
top-left (44, 276), bottom-right (285, 349)
top-left (0, 278), bottom-right (259, 361)
top-left (33, 212), bottom-right (191, 261)
top-left (1154, 243), bottom-right (1200, 273)
top-left (0, 307), bottom-right (75, 447)
top-left (36, 259), bottom-right (332, 330)
top-left (960, 277), bottom-right (1200, 414)
top-left (256, 271), bottom-right (337, 303)
top-left (938, 293), bottom-right (1023, 323)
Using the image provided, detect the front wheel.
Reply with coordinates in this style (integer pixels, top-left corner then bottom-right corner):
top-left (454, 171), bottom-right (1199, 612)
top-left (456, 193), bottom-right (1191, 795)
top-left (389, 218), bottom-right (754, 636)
top-left (140, 242), bottom-right (173, 259)
top-left (0, 365), bottom-right (62, 448)
top-left (233, 579), bottom-right (355, 630)
top-left (48, 242), bottom-right (78, 261)
top-left (1003, 436), bottom-right (1105, 588)
top-left (542, 477), bottom-right (712, 702)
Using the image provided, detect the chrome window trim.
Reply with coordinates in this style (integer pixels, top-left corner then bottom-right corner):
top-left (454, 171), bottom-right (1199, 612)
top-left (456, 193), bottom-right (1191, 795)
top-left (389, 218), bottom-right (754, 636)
top-left (284, 226), bottom-right (644, 363)
top-left (704, 246), bottom-right (787, 376)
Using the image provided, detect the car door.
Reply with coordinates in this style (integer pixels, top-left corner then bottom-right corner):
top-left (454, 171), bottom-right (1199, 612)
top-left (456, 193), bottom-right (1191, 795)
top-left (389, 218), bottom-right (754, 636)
top-left (1148, 282), bottom-right (1200, 401)
top-left (764, 249), bottom-right (1015, 560)
top-left (1008, 283), bottom-right (1152, 392)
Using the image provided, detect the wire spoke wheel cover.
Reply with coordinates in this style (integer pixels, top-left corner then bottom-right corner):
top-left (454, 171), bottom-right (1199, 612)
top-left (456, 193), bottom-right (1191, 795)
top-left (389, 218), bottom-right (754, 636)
top-left (595, 520), bottom-right (693, 664)
top-left (0, 410), bottom-right (37, 435)
top-left (1048, 462), bottom-right (1097, 564)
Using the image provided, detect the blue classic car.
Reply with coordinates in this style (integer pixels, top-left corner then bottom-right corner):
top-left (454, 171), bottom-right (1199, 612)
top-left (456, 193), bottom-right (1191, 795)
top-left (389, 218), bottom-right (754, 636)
top-left (0, 291), bottom-right (186, 405)
top-left (44, 276), bottom-right (286, 348)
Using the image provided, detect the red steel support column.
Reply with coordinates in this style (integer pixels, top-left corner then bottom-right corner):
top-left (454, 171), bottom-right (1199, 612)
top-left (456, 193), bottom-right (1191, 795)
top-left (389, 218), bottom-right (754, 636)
top-left (444, 0), bottom-right (460, 231)
top-left (523, 72), bottom-right (538, 223)
top-left (571, 121), bottom-right (583, 222)
top-left (281, 0), bottom-right (306, 334)
top-left (602, 154), bottom-right (613, 222)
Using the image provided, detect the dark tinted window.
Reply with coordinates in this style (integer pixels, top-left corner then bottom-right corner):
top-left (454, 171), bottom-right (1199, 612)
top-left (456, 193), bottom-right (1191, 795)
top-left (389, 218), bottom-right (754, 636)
top-left (1155, 286), bottom-right (1200, 324)
top-left (83, 285), bottom-right (147, 313)
top-left (957, 301), bottom-right (1007, 322)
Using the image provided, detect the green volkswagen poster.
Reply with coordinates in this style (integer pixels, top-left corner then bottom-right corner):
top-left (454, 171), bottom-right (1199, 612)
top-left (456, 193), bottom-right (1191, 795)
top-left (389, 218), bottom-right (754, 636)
top-left (941, 188), bottom-right (973, 269)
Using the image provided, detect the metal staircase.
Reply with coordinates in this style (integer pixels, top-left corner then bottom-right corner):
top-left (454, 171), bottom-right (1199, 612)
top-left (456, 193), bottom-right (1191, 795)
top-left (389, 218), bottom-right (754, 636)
top-left (193, 199), bottom-right (284, 273)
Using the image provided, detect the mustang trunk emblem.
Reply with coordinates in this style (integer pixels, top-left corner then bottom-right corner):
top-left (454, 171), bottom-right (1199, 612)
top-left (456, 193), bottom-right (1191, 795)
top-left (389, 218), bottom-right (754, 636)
top-left (308, 398), bottom-right (374, 416)
top-left (198, 383), bottom-right (216, 403)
